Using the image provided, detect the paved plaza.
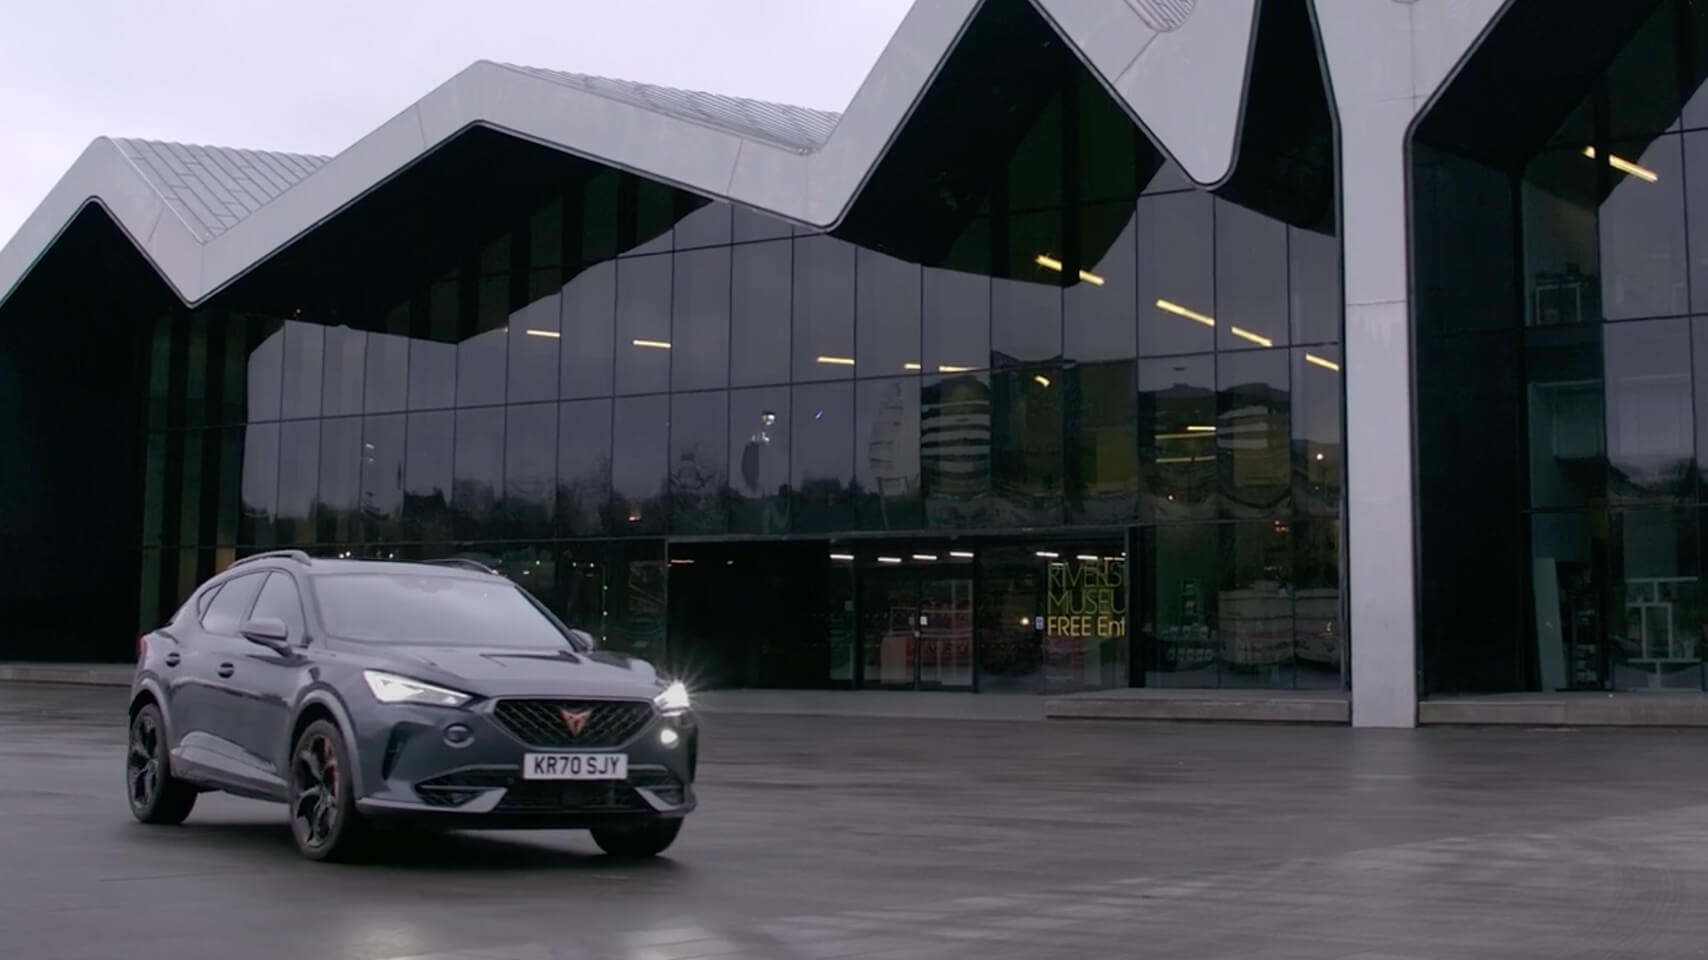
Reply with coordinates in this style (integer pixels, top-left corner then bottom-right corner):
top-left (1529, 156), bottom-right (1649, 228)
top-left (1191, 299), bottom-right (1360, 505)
top-left (4, 682), bottom-right (1708, 959)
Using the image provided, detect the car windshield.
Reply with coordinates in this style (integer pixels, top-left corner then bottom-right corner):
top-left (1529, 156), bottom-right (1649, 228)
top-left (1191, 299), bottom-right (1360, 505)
top-left (309, 573), bottom-right (575, 649)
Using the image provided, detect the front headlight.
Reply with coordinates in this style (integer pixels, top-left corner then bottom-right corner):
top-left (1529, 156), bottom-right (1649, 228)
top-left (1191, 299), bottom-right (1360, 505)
top-left (362, 670), bottom-right (472, 708)
top-left (654, 680), bottom-right (691, 712)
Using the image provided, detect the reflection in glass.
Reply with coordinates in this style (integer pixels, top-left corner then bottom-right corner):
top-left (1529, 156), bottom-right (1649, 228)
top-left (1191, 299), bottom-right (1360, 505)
top-left (1218, 520), bottom-right (1296, 688)
top-left (404, 411), bottom-right (453, 543)
top-left (923, 266), bottom-right (989, 374)
top-left (1137, 192), bottom-right (1214, 357)
top-left (615, 255), bottom-right (672, 395)
top-left (556, 398), bottom-right (612, 537)
top-left (1598, 135), bottom-right (1687, 321)
top-left (922, 373), bottom-right (993, 528)
top-left (991, 366), bottom-right (1064, 526)
top-left (322, 326), bottom-right (366, 417)
top-left (316, 416), bottom-right (363, 543)
top-left (672, 247), bottom-right (730, 392)
top-left (792, 235), bottom-right (856, 382)
top-left (731, 241), bottom-right (792, 387)
top-left (360, 414), bottom-right (405, 544)
top-left (280, 321), bottom-right (324, 420)
top-left (239, 422), bottom-right (279, 545)
top-left (1604, 318), bottom-right (1693, 503)
top-left (1293, 516), bottom-right (1342, 688)
top-left (1219, 349), bottom-right (1292, 520)
top-left (1215, 200), bottom-right (1289, 351)
top-left (1064, 207), bottom-right (1136, 362)
top-left (507, 294), bottom-right (561, 404)
top-left (729, 387), bottom-right (790, 534)
top-left (791, 381), bottom-right (854, 532)
top-left (504, 402), bottom-right (557, 537)
top-left (1289, 226), bottom-right (1341, 346)
top-left (1139, 354), bottom-right (1216, 521)
top-left (277, 420), bottom-right (319, 544)
top-left (670, 391), bottom-right (728, 534)
top-left (610, 394), bottom-right (668, 535)
top-left (1292, 346), bottom-right (1342, 517)
top-left (364, 328), bottom-right (410, 415)
top-left (855, 377), bottom-right (923, 531)
top-left (855, 248), bottom-right (921, 375)
top-left (1526, 325), bottom-right (1606, 510)
top-left (993, 211), bottom-right (1064, 364)
top-left (674, 201), bottom-right (731, 250)
top-left (1069, 361), bottom-right (1138, 524)
top-left (1145, 524), bottom-right (1218, 687)
top-left (453, 407), bottom-right (504, 538)
top-left (1609, 508), bottom-right (1703, 690)
top-left (246, 321), bottom-right (284, 423)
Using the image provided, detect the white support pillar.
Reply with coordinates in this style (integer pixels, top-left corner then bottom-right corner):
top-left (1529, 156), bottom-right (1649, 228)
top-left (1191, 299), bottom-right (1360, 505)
top-left (1312, 0), bottom-right (1507, 727)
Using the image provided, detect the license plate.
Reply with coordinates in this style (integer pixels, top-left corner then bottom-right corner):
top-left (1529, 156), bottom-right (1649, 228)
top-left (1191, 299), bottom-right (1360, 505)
top-left (521, 753), bottom-right (628, 781)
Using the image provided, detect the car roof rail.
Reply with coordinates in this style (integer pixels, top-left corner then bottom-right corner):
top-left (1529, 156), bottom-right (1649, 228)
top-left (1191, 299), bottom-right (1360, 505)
top-left (420, 557), bottom-right (500, 575)
top-left (229, 549), bottom-right (313, 569)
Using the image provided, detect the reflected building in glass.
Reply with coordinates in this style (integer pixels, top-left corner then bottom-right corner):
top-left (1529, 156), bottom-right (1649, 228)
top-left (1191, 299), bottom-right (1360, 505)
top-left (56, 0), bottom-right (1699, 718)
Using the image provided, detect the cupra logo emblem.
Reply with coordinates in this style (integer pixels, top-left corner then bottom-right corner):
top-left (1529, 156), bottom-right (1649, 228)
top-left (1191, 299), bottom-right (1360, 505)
top-left (559, 708), bottom-right (592, 736)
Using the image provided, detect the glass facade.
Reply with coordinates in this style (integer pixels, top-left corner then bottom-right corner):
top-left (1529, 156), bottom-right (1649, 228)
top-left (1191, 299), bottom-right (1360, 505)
top-left (1415, 0), bottom-right (1708, 693)
top-left (0, 4), bottom-right (1343, 691)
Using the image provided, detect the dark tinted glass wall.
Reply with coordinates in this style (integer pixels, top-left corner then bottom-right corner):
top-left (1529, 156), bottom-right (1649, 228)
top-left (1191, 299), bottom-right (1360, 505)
top-left (1414, 0), bottom-right (1708, 693)
top-left (112, 6), bottom-right (1342, 684)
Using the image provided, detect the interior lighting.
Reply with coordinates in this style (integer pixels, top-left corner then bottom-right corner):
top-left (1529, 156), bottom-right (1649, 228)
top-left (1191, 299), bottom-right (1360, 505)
top-left (877, 556), bottom-right (903, 564)
top-left (1581, 146), bottom-right (1658, 183)
top-left (1186, 425), bottom-right (1216, 433)
top-left (903, 362), bottom-right (923, 371)
top-left (938, 364), bottom-right (973, 373)
top-left (524, 329), bottom-right (561, 339)
top-left (913, 553), bottom-right (938, 561)
top-left (632, 339), bottom-right (672, 349)
top-left (1230, 326), bottom-right (1273, 348)
top-left (1033, 375), bottom-right (1051, 387)
top-left (1305, 353), bottom-right (1340, 372)
top-left (1035, 550), bottom-right (1060, 559)
top-left (1155, 299), bottom-right (1216, 327)
top-left (949, 551), bottom-right (975, 559)
top-left (1034, 253), bottom-right (1104, 285)
top-left (816, 355), bottom-right (855, 366)
top-left (830, 553), bottom-right (855, 561)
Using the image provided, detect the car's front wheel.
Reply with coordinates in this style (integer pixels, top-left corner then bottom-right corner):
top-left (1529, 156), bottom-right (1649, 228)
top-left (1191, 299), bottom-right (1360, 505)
top-left (590, 819), bottom-right (683, 858)
top-left (288, 720), bottom-right (366, 862)
top-left (126, 702), bottom-right (197, 825)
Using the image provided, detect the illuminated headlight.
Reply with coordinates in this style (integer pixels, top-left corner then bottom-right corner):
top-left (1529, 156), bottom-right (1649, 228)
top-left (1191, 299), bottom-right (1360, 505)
top-left (654, 680), bottom-right (691, 713)
top-left (362, 670), bottom-right (472, 708)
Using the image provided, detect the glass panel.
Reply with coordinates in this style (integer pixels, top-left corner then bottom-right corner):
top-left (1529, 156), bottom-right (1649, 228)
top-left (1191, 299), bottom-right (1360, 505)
top-left (627, 179), bottom-right (676, 256)
top-left (316, 416), bottom-right (363, 544)
top-left (860, 567), bottom-right (920, 689)
top-left (730, 240), bottom-right (793, 387)
top-left (919, 575), bottom-right (974, 689)
top-left (729, 386), bottom-right (790, 534)
top-left (1294, 516), bottom-right (1342, 688)
top-left (610, 394), bottom-right (668, 535)
top-left (1604, 317), bottom-right (1694, 503)
top-left (453, 407), bottom-right (504, 539)
top-left (276, 420), bottom-right (319, 545)
top-left (1137, 191), bottom-right (1214, 357)
top-left (976, 544), bottom-right (1045, 692)
top-left (672, 246), bottom-right (731, 392)
top-left (854, 376), bottom-right (924, 532)
top-left (1041, 547), bottom-right (1129, 693)
top-left (507, 293), bottom-right (561, 404)
top-left (1530, 510), bottom-right (1605, 691)
top-left (360, 414), bottom-right (405, 546)
top-left (791, 381), bottom-right (855, 533)
top-left (1139, 354), bottom-right (1216, 521)
top-left (556, 398), bottom-right (612, 538)
top-left (404, 411), bottom-right (454, 543)
top-left (1687, 132), bottom-right (1708, 313)
top-left (1609, 508), bottom-right (1703, 691)
top-left (1527, 325), bottom-right (1606, 509)
top-left (1064, 206), bottom-right (1137, 363)
top-left (1219, 349), bottom-right (1292, 520)
top-left (280, 321), bottom-right (323, 420)
top-left (670, 391), bottom-right (729, 535)
top-left (458, 294), bottom-right (507, 410)
top-left (250, 572), bottom-right (306, 644)
top-left (1599, 134), bottom-right (1688, 320)
top-left (1069, 360), bottom-right (1138, 524)
top-left (792, 234), bottom-right (856, 381)
top-left (1219, 520), bottom-right (1296, 688)
top-left (675, 201), bottom-right (732, 250)
top-left (1289, 226), bottom-right (1341, 345)
top-left (615, 255), bottom-right (672, 395)
top-left (1293, 346), bottom-right (1343, 517)
top-left (239, 422), bottom-right (278, 546)
top-left (1215, 200), bottom-right (1290, 351)
top-left (246, 319), bottom-right (284, 422)
top-left (854, 248), bottom-right (921, 376)
top-left (922, 372), bottom-right (993, 529)
top-left (560, 261), bottom-right (615, 399)
top-left (321, 326), bottom-right (365, 417)
top-left (733, 206), bottom-right (792, 243)
top-left (363, 326), bottom-right (410, 415)
top-left (993, 211), bottom-right (1064, 364)
top-left (991, 365), bottom-right (1065, 526)
top-left (923, 267), bottom-right (990, 374)
top-left (504, 402), bottom-right (557, 539)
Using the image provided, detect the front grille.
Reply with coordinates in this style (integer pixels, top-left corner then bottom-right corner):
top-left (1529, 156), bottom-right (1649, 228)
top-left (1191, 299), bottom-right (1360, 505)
top-left (491, 698), bottom-right (655, 748)
top-left (495, 782), bottom-right (648, 813)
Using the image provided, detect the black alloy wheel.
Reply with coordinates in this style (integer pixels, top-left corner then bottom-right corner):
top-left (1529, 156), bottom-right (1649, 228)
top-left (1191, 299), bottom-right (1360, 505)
top-left (590, 818), bottom-right (684, 858)
top-left (288, 720), bottom-right (365, 861)
top-left (126, 703), bottom-right (196, 825)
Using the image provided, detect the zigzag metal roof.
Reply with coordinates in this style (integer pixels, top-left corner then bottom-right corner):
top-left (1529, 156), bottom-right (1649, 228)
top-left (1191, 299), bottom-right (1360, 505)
top-left (0, 0), bottom-right (1260, 309)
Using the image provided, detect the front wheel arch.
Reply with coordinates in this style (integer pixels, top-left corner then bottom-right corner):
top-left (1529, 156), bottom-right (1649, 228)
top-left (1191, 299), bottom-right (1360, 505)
top-left (288, 691), bottom-right (365, 797)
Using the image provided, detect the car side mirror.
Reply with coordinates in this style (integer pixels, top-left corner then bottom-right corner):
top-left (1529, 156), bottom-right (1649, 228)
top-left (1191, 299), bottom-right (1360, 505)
top-left (240, 617), bottom-right (291, 654)
top-left (568, 628), bottom-right (597, 650)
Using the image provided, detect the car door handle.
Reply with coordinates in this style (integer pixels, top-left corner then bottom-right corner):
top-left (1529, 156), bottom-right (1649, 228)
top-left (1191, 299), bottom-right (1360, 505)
top-left (163, 652), bottom-right (180, 668)
top-left (217, 663), bottom-right (235, 678)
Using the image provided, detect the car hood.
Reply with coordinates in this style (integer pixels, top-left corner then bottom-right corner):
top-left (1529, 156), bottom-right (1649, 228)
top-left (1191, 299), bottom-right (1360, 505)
top-left (375, 645), bottom-right (664, 699)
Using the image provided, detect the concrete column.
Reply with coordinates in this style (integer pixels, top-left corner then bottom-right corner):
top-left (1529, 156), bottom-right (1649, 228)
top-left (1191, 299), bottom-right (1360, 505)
top-left (1312, 0), bottom-right (1506, 727)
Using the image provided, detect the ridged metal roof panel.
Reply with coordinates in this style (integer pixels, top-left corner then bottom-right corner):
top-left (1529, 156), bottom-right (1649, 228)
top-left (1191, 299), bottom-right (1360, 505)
top-left (112, 139), bottom-right (331, 239)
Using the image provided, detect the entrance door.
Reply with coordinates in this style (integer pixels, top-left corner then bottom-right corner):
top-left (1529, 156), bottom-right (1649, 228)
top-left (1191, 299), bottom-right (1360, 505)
top-left (859, 569), bottom-right (974, 690)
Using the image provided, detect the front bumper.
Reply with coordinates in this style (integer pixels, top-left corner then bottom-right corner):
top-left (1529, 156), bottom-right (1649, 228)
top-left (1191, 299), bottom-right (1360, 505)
top-left (349, 698), bottom-right (698, 829)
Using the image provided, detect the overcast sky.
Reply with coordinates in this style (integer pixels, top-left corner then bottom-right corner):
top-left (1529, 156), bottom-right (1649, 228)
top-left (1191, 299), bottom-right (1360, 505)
top-left (0, 0), bottom-right (914, 245)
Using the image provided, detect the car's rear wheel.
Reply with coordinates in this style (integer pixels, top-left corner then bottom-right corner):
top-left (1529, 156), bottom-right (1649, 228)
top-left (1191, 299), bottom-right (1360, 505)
top-left (590, 819), bottom-right (683, 858)
top-left (126, 703), bottom-right (197, 825)
top-left (288, 720), bottom-right (366, 862)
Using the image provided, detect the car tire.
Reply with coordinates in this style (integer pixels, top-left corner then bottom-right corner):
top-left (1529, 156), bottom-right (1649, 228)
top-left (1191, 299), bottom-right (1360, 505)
top-left (590, 819), bottom-right (683, 858)
top-left (126, 702), bottom-right (197, 825)
top-left (287, 719), bottom-right (366, 862)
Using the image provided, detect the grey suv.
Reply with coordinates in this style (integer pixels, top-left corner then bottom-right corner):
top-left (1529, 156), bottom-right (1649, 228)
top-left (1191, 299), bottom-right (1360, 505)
top-left (124, 550), bottom-right (698, 862)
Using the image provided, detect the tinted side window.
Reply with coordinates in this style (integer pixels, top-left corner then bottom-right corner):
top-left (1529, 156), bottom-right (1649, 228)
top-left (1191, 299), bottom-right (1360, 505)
top-left (250, 572), bottom-right (307, 644)
top-left (200, 573), bottom-right (265, 634)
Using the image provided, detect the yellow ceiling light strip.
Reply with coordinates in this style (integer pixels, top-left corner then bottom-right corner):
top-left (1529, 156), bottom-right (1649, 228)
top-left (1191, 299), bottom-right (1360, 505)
top-left (1229, 326), bottom-right (1272, 348)
top-left (632, 339), bottom-right (671, 349)
top-left (816, 355), bottom-right (855, 366)
top-left (1034, 253), bottom-right (1104, 285)
top-left (1155, 298), bottom-right (1216, 327)
top-left (1305, 353), bottom-right (1340, 372)
top-left (524, 328), bottom-right (561, 339)
top-left (1581, 146), bottom-right (1658, 183)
